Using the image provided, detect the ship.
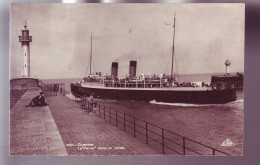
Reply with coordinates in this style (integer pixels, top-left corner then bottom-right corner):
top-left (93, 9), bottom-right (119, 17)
top-left (70, 15), bottom-right (237, 104)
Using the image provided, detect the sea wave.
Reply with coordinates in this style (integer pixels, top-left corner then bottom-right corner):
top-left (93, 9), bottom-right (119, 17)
top-left (66, 93), bottom-right (82, 101)
top-left (149, 100), bottom-right (214, 107)
top-left (230, 99), bottom-right (244, 103)
top-left (149, 99), bottom-right (244, 107)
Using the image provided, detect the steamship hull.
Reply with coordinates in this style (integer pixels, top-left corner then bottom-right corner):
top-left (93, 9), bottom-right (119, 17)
top-left (70, 84), bottom-right (237, 104)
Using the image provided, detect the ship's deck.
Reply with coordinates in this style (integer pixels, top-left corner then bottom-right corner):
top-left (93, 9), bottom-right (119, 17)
top-left (81, 83), bottom-right (212, 91)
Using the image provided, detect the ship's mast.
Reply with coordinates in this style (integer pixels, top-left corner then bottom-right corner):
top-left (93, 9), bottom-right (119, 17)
top-left (171, 13), bottom-right (176, 81)
top-left (90, 32), bottom-right (93, 75)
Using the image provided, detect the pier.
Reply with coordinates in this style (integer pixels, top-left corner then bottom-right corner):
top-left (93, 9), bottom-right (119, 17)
top-left (10, 88), bottom-right (160, 155)
top-left (10, 89), bottom-right (67, 155)
top-left (10, 83), bottom-right (236, 155)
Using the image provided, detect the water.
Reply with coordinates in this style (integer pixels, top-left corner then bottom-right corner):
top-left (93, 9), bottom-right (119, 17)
top-left (97, 90), bottom-right (243, 155)
top-left (41, 74), bottom-right (244, 155)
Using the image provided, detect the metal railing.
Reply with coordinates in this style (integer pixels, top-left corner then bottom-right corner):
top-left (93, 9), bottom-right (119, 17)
top-left (19, 36), bottom-right (32, 42)
top-left (73, 94), bottom-right (230, 156)
top-left (40, 83), bottom-right (65, 96)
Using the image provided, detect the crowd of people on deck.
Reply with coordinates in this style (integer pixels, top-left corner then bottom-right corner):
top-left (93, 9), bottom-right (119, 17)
top-left (173, 82), bottom-right (211, 88)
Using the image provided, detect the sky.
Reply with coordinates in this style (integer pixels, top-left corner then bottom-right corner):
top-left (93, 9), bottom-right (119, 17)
top-left (10, 3), bottom-right (244, 79)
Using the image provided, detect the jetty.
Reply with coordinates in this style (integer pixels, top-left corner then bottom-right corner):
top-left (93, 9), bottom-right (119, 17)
top-left (10, 89), bottom-right (67, 155)
top-left (10, 88), bottom-right (160, 155)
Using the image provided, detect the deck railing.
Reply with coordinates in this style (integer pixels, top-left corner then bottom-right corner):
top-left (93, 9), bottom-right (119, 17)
top-left (72, 94), bottom-right (230, 156)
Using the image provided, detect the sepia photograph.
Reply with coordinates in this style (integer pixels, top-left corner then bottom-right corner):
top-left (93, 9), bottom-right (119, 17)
top-left (10, 3), bottom-right (244, 156)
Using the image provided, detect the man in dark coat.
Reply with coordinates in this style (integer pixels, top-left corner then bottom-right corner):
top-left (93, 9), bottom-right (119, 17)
top-left (26, 92), bottom-right (48, 107)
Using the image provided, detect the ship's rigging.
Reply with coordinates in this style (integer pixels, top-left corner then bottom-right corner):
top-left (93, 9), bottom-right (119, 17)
top-left (85, 13), bottom-right (187, 80)
top-left (171, 13), bottom-right (176, 81)
top-left (85, 33), bottom-right (97, 77)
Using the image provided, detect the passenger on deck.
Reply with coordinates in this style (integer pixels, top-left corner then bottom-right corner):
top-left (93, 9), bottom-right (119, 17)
top-left (26, 92), bottom-right (48, 107)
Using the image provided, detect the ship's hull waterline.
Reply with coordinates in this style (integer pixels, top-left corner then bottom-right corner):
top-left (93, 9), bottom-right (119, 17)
top-left (70, 84), bottom-right (237, 104)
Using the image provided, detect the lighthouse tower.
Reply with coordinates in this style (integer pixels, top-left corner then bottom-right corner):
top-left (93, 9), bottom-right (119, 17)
top-left (19, 21), bottom-right (32, 77)
top-left (225, 58), bottom-right (231, 75)
top-left (11, 21), bottom-right (39, 90)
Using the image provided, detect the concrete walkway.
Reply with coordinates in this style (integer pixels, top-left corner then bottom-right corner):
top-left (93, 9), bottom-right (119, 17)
top-left (46, 94), bottom-right (161, 155)
top-left (10, 90), bottom-right (68, 155)
top-left (10, 89), bottom-right (160, 155)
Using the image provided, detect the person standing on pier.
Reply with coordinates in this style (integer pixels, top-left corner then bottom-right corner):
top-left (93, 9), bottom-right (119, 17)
top-left (89, 93), bottom-right (97, 113)
top-left (81, 95), bottom-right (87, 110)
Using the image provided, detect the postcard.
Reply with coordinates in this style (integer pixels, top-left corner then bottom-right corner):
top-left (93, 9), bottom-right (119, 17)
top-left (10, 3), bottom-right (244, 156)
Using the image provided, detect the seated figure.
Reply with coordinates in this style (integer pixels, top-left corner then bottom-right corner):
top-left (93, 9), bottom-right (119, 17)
top-left (26, 92), bottom-right (48, 107)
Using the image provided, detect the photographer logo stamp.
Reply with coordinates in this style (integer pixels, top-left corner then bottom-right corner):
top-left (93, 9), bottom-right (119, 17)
top-left (221, 139), bottom-right (235, 146)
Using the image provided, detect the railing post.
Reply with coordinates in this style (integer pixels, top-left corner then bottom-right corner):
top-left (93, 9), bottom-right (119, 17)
top-left (99, 104), bottom-right (100, 116)
top-left (212, 149), bottom-right (215, 156)
top-left (104, 105), bottom-right (106, 119)
top-left (124, 113), bottom-right (126, 131)
top-left (146, 122), bottom-right (148, 144)
top-left (116, 110), bottom-right (118, 126)
top-left (134, 117), bottom-right (136, 137)
top-left (183, 137), bottom-right (186, 155)
top-left (88, 102), bottom-right (90, 114)
top-left (109, 108), bottom-right (111, 123)
top-left (162, 128), bottom-right (165, 154)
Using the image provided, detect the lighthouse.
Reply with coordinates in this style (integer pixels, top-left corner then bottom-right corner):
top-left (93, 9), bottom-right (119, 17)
top-left (11, 20), bottom-right (39, 90)
top-left (225, 58), bottom-right (231, 75)
top-left (19, 20), bottom-right (32, 77)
